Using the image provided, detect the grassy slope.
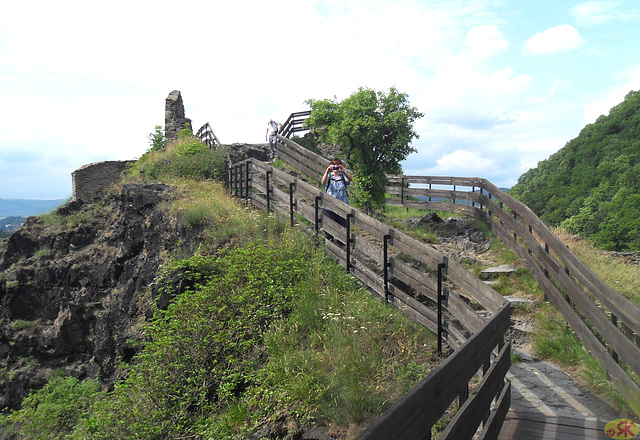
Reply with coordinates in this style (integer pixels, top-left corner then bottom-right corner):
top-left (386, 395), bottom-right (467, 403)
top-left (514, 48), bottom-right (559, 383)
top-left (1, 147), bottom-right (440, 440)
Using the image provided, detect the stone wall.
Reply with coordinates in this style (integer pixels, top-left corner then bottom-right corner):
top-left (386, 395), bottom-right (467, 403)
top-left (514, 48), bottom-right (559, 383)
top-left (72, 160), bottom-right (136, 201)
top-left (165, 90), bottom-right (192, 142)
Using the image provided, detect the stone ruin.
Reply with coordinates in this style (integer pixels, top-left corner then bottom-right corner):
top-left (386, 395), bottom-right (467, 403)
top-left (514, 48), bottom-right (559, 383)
top-left (165, 90), bottom-right (192, 142)
top-left (72, 160), bottom-right (136, 202)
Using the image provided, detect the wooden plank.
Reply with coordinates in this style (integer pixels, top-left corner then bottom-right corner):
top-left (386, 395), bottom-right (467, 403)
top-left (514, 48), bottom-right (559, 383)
top-left (491, 219), bottom-right (640, 417)
top-left (352, 234), bottom-right (385, 267)
top-left (440, 342), bottom-right (511, 439)
top-left (391, 258), bottom-right (438, 302)
top-left (357, 305), bottom-right (510, 440)
top-left (447, 292), bottom-right (485, 334)
top-left (445, 323), bottom-right (467, 349)
top-left (278, 142), bottom-right (324, 175)
top-left (296, 201), bottom-right (317, 226)
top-left (499, 413), bottom-right (608, 440)
top-left (387, 305), bottom-right (510, 440)
top-left (446, 258), bottom-right (506, 313)
top-left (481, 183), bottom-right (640, 336)
top-left (277, 144), bottom-right (319, 179)
top-left (351, 259), bottom-right (386, 300)
top-left (388, 285), bottom-right (438, 333)
top-left (480, 380), bottom-right (511, 440)
top-left (386, 175), bottom-right (482, 187)
top-left (391, 229), bottom-right (446, 268)
top-left (386, 187), bottom-right (477, 202)
top-left (388, 283), bottom-right (439, 328)
top-left (277, 135), bottom-right (328, 169)
top-left (485, 197), bottom-right (640, 378)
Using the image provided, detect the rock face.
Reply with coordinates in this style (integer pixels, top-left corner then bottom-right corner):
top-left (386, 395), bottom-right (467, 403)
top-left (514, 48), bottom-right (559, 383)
top-left (165, 90), bottom-right (192, 142)
top-left (0, 183), bottom-right (203, 410)
top-left (227, 143), bottom-right (271, 163)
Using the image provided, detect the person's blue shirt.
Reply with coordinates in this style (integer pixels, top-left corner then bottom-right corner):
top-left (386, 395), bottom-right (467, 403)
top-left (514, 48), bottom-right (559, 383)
top-left (326, 172), bottom-right (350, 204)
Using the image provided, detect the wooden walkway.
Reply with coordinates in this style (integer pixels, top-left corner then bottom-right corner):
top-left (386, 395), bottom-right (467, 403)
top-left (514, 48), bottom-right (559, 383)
top-left (498, 412), bottom-right (609, 439)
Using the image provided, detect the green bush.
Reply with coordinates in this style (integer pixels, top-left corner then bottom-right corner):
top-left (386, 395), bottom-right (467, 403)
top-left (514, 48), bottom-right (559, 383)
top-left (1, 375), bottom-right (100, 440)
top-left (146, 144), bottom-right (228, 181)
top-left (147, 125), bottom-right (168, 152)
top-left (78, 236), bottom-right (313, 439)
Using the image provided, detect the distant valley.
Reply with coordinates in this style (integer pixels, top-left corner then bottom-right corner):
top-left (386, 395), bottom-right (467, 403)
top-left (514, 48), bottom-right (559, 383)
top-left (0, 198), bottom-right (66, 221)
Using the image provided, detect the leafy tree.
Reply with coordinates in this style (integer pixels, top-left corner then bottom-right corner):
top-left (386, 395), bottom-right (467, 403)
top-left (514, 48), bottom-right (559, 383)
top-left (305, 87), bottom-right (423, 213)
top-left (147, 125), bottom-right (168, 152)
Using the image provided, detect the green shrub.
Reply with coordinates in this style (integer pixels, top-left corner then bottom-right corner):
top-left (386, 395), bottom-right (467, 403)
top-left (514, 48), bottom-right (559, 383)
top-left (34, 248), bottom-right (53, 259)
top-left (79, 235), bottom-right (314, 439)
top-left (1, 375), bottom-right (101, 440)
top-left (147, 125), bottom-right (168, 152)
top-left (11, 319), bottom-right (37, 331)
top-left (145, 142), bottom-right (228, 181)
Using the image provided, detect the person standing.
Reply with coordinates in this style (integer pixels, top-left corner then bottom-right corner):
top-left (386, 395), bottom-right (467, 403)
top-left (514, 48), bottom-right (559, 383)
top-left (321, 158), bottom-right (352, 242)
top-left (265, 119), bottom-right (282, 159)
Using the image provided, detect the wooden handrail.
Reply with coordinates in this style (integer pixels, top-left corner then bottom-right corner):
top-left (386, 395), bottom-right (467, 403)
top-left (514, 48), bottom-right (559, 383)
top-left (385, 176), bottom-right (640, 416)
top-left (195, 122), bottom-right (221, 148)
top-left (280, 111), bottom-right (311, 139)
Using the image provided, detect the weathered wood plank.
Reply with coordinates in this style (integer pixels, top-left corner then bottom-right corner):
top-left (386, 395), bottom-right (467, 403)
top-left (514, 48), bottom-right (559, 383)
top-left (440, 342), bottom-right (511, 439)
top-left (490, 219), bottom-right (640, 416)
top-left (357, 304), bottom-right (510, 440)
top-left (480, 380), bottom-right (511, 440)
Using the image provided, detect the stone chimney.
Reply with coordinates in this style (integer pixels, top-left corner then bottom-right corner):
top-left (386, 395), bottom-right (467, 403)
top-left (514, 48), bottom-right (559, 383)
top-left (165, 90), bottom-right (192, 142)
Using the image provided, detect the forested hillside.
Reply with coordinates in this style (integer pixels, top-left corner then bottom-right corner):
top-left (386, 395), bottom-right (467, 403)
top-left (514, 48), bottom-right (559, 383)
top-left (509, 90), bottom-right (640, 251)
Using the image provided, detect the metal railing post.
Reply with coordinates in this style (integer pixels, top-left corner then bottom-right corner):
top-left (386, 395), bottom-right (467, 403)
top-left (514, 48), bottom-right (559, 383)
top-left (346, 212), bottom-right (355, 273)
top-left (289, 181), bottom-right (297, 226)
top-left (245, 161), bottom-right (250, 198)
top-left (314, 196), bottom-right (322, 234)
top-left (266, 170), bottom-right (272, 211)
top-left (383, 230), bottom-right (394, 301)
top-left (437, 257), bottom-right (448, 356)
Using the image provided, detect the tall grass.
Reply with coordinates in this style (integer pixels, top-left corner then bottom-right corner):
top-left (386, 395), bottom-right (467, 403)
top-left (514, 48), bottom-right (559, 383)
top-left (554, 227), bottom-right (640, 307)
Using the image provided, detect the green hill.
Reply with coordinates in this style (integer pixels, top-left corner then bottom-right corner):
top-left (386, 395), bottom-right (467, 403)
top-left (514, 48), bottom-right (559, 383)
top-left (509, 90), bottom-right (640, 251)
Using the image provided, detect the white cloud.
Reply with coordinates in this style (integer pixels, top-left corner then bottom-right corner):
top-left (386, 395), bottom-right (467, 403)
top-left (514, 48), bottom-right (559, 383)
top-left (417, 65), bottom-right (531, 130)
top-left (434, 150), bottom-right (495, 176)
top-left (569, 1), bottom-right (633, 25)
top-left (465, 25), bottom-right (509, 59)
top-left (525, 25), bottom-right (585, 54)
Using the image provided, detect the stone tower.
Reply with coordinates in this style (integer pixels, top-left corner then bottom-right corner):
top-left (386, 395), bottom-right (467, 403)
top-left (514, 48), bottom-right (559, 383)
top-left (164, 90), bottom-right (192, 142)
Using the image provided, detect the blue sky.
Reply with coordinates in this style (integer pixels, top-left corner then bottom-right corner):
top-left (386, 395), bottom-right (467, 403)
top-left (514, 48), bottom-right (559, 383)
top-left (1, 0), bottom-right (639, 199)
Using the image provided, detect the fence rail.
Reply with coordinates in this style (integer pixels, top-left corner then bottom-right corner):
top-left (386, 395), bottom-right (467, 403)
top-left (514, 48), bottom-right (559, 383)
top-left (386, 175), bottom-right (640, 417)
top-left (227, 139), bottom-right (511, 438)
top-left (280, 110), bottom-right (311, 139)
top-left (195, 122), bottom-right (221, 148)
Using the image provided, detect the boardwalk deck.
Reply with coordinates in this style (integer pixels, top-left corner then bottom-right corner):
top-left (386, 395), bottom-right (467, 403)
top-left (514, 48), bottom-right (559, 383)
top-left (498, 412), bottom-right (609, 439)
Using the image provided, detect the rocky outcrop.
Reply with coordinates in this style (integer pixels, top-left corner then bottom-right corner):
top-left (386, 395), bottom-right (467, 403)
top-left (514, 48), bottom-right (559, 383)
top-left (227, 143), bottom-right (271, 163)
top-left (0, 183), bottom-right (204, 410)
top-left (165, 90), bottom-right (192, 142)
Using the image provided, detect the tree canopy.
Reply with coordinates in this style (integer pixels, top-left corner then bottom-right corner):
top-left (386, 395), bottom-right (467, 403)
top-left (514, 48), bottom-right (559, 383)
top-left (305, 87), bottom-right (423, 213)
top-left (509, 90), bottom-right (640, 251)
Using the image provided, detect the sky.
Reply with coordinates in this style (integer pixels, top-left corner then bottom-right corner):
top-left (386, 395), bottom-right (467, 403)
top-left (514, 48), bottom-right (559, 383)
top-left (1, 0), bottom-right (639, 199)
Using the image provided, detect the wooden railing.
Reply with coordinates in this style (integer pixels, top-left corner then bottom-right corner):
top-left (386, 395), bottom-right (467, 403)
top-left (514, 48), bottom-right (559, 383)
top-left (358, 304), bottom-right (511, 440)
top-left (227, 141), bottom-right (511, 439)
top-left (280, 111), bottom-right (311, 139)
top-left (195, 122), bottom-right (221, 148)
top-left (386, 175), bottom-right (640, 417)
